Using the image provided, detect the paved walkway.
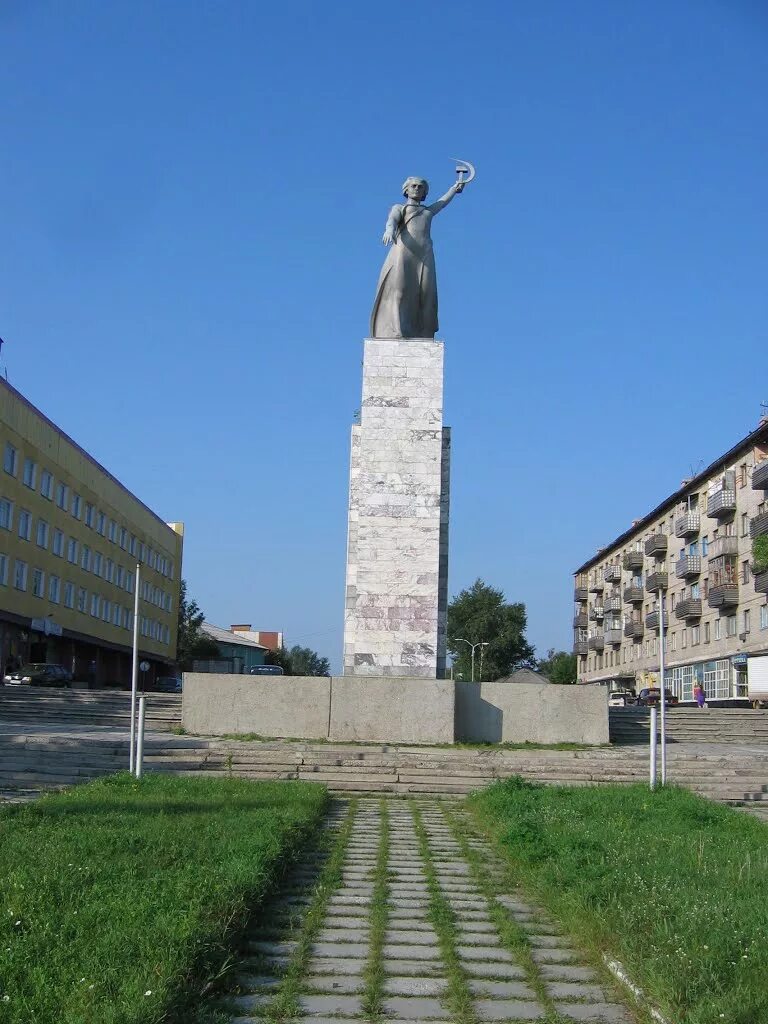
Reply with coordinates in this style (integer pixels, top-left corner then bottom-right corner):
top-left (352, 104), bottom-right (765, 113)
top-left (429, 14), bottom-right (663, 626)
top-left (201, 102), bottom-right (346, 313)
top-left (219, 798), bottom-right (638, 1024)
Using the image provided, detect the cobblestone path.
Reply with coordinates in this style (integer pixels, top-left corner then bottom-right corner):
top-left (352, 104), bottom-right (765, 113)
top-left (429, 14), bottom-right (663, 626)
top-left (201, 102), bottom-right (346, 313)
top-left (220, 799), bottom-right (638, 1024)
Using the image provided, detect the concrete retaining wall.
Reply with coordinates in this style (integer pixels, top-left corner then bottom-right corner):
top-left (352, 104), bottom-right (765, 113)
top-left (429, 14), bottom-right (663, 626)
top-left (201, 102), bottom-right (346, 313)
top-left (183, 675), bottom-right (607, 746)
top-left (455, 682), bottom-right (609, 745)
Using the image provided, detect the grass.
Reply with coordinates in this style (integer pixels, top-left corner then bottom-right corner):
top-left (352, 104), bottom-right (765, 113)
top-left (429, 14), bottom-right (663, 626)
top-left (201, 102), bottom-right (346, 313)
top-left (409, 802), bottom-right (477, 1024)
top-left (470, 778), bottom-right (768, 1024)
top-left (362, 799), bottom-right (389, 1021)
top-left (0, 773), bottom-right (327, 1024)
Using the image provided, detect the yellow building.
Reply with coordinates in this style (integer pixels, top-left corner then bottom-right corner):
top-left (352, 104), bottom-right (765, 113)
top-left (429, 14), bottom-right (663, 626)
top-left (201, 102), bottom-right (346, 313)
top-left (0, 378), bottom-right (183, 687)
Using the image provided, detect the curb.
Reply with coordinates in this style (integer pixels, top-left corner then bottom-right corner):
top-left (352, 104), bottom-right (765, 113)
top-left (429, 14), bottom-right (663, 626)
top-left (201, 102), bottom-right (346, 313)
top-left (603, 954), bottom-right (671, 1024)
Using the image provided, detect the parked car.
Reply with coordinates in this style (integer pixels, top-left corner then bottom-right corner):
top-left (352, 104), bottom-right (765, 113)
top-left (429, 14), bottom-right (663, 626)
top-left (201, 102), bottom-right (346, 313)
top-left (153, 676), bottom-right (182, 693)
top-left (3, 663), bottom-right (71, 687)
top-left (608, 690), bottom-right (635, 707)
top-left (248, 665), bottom-right (284, 676)
top-left (636, 687), bottom-right (679, 707)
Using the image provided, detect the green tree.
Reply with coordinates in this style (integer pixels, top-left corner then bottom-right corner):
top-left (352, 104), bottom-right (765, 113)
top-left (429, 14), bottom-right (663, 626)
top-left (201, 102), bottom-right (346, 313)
top-left (447, 578), bottom-right (535, 682)
top-left (176, 579), bottom-right (219, 670)
top-left (266, 644), bottom-right (330, 676)
top-left (536, 648), bottom-right (577, 685)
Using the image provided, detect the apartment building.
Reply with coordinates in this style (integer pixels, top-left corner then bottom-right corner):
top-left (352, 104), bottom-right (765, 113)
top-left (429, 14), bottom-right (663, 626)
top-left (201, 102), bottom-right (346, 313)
top-left (0, 378), bottom-right (184, 687)
top-left (573, 420), bottom-right (768, 702)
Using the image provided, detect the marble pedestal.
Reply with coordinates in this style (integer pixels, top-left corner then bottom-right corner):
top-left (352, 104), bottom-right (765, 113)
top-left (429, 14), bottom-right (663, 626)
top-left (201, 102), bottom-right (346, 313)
top-left (343, 338), bottom-right (450, 678)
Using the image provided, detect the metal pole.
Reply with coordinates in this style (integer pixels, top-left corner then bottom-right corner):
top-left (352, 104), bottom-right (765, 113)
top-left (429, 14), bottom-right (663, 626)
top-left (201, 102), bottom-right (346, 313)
top-left (136, 695), bottom-right (146, 780)
top-left (649, 704), bottom-right (658, 790)
top-left (471, 646), bottom-right (475, 683)
top-left (479, 645), bottom-right (484, 683)
top-left (129, 561), bottom-right (141, 775)
top-left (658, 588), bottom-right (667, 785)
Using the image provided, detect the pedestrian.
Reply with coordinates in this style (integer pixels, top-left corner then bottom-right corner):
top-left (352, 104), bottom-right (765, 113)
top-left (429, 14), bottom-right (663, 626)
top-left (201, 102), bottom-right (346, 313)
top-left (694, 682), bottom-right (706, 709)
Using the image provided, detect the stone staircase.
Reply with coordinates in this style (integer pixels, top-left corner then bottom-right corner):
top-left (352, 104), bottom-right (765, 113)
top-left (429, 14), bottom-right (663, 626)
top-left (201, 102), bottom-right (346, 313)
top-left (609, 707), bottom-right (768, 744)
top-left (0, 685), bottom-right (181, 731)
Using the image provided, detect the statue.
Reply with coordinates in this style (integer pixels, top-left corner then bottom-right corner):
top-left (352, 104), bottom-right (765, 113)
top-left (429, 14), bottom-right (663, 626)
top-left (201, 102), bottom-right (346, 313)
top-left (370, 160), bottom-right (475, 340)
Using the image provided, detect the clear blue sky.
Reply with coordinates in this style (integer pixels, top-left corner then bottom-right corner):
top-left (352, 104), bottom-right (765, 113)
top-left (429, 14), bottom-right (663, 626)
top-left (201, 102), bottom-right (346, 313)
top-left (2, 1), bottom-right (766, 669)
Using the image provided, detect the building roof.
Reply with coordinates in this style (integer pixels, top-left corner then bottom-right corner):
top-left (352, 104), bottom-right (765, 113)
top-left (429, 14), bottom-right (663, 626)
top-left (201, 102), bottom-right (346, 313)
top-left (497, 668), bottom-right (549, 685)
top-left (202, 621), bottom-right (269, 650)
top-left (573, 420), bottom-right (768, 575)
top-left (1, 376), bottom-right (178, 537)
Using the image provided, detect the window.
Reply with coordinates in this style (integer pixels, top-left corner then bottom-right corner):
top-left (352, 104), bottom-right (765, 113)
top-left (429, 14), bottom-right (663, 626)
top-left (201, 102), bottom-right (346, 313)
top-left (0, 498), bottom-right (13, 531)
top-left (56, 482), bottom-right (69, 509)
top-left (67, 537), bottom-right (78, 564)
top-left (742, 561), bottom-right (751, 584)
top-left (64, 582), bottom-right (75, 609)
top-left (743, 609), bottom-right (751, 635)
top-left (91, 593), bottom-right (100, 617)
top-left (108, 519), bottom-right (117, 543)
top-left (96, 512), bottom-right (106, 536)
top-left (691, 582), bottom-right (700, 599)
top-left (4, 443), bottom-right (18, 476)
top-left (726, 615), bottom-right (737, 637)
top-left (77, 587), bottom-right (88, 613)
top-left (129, 534), bottom-right (137, 556)
top-left (85, 502), bottom-right (94, 528)
top-left (17, 509), bottom-right (32, 541)
top-left (81, 545), bottom-right (91, 572)
top-left (126, 571), bottom-right (134, 594)
top-left (116, 565), bottom-right (125, 589)
top-left (691, 625), bottom-right (700, 646)
top-left (71, 493), bottom-right (82, 520)
top-left (701, 536), bottom-right (709, 556)
top-left (671, 632), bottom-right (677, 651)
top-left (49, 575), bottom-right (60, 603)
top-left (741, 513), bottom-right (749, 536)
top-left (93, 551), bottom-right (103, 577)
top-left (762, 606), bottom-right (768, 631)
top-left (703, 659), bottom-right (732, 700)
top-left (14, 559), bottom-right (28, 591)
top-left (105, 558), bottom-right (114, 583)
top-left (740, 463), bottom-right (748, 487)
top-left (0, 553), bottom-right (7, 586)
top-left (22, 457), bottom-right (37, 489)
top-left (119, 527), bottom-right (127, 550)
top-left (689, 541), bottom-right (699, 557)
top-left (102, 599), bottom-right (111, 622)
top-left (704, 621), bottom-right (710, 643)
top-left (32, 568), bottom-right (45, 598)
top-left (52, 528), bottom-right (64, 557)
top-left (112, 603), bottom-right (121, 627)
top-left (36, 519), bottom-right (49, 549)
top-left (682, 629), bottom-right (687, 648)
top-left (715, 618), bottom-right (722, 641)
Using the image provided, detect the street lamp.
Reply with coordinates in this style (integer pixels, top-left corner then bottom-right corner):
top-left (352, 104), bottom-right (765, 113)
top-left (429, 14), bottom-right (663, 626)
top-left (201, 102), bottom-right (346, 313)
top-left (452, 638), bottom-right (489, 683)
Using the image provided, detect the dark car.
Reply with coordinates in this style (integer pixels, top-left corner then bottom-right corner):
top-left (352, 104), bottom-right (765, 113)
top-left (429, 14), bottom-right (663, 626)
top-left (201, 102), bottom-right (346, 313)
top-left (636, 687), bottom-right (678, 707)
top-left (153, 676), bottom-right (182, 693)
top-left (4, 663), bottom-right (71, 687)
top-left (248, 665), bottom-right (284, 676)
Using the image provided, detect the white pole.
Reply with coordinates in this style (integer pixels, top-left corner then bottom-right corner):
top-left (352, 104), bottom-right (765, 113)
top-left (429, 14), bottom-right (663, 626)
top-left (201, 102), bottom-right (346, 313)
top-left (136, 695), bottom-right (146, 780)
top-left (129, 561), bottom-right (141, 775)
top-left (658, 588), bottom-right (667, 785)
top-left (649, 704), bottom-right (658, 790)
top-left (471, 646), bottom-right (475, 683)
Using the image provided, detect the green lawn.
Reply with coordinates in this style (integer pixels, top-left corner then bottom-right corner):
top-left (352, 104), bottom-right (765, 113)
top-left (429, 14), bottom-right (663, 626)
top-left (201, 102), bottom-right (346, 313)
top-left (0, 774), bottom-right (327, 1024)
top-left (471, 779), bottom-right (768, 1024)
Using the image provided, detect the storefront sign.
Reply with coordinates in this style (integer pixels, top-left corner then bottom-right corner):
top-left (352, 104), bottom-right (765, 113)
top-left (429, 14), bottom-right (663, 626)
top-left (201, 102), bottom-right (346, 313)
top-left (30, 617), bottom-right (63, 637)
top-left (731, 653), bottom-right (748, 667)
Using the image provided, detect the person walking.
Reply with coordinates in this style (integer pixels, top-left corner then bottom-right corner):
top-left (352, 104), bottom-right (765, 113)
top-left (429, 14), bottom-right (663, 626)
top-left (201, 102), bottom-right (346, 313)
top-left (694, 682), bottom-right (706, 709)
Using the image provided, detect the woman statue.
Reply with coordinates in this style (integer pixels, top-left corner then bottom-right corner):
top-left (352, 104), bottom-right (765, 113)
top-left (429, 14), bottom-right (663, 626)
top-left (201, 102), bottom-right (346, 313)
top-left (370, 174), bottom-right (467, 339)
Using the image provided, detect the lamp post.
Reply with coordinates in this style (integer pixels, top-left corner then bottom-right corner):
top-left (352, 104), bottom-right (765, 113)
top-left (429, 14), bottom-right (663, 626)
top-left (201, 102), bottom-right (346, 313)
top-left (658, 588), bottom-right (667, 785)
top-left (452, 638), bottom-right (489, 683)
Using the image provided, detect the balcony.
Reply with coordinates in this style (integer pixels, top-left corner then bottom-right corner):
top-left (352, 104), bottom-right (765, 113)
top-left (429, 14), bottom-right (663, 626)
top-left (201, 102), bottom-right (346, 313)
top-left (574, 640), bottom-right (588, 657)
top-left (675, 512), bottom-right (700, 538)
top-left (622, 551), bottom-right (644, 571)
top-left (646, 571), bottom-right (669, 592)
top-left (752, 460), bottom-right (768, 491)
top-left (624, 620), bottom-right (644, 641)
top-left (708, 584), bottom-right (739, 609)
top-left (675, 597), bottom-right (702, 620)
top-left (574, 586), bottom-right (589, 602)
top-left (604, 596), bottom-right (622, 613)
top-left (750, 511), bottom-right (768, 539)
top-left (645, 610), bottom-right (669, 631)
top-left (645, 533), bottom-right (668, 556)
top-left (589, 606), bottom-right (605, 621)
top-left (623, 585), bottom-right (644, 604)
top-left (753, 571), bottom-right (768, 595)
top-left (675, 555), bottom-right (701, 579)
top-left (709, 536), bottom-right (738, 558)
top-left (588, 579), bottom-right (604, 594)
top-left (573, 612), bottom-right (588, 629)
top-left (603, 565), bottom-right (622, 583)
top-left (707, 488), bottom-right (736, 518)
top-left (604, 628), bottom-right (622, 646)
top-left (588, 635), bottom-right (605, 652)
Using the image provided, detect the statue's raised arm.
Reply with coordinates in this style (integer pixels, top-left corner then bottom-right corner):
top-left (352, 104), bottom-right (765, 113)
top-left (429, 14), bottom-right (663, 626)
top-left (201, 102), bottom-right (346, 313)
top-left (370, 160), bottom-right (475, 340)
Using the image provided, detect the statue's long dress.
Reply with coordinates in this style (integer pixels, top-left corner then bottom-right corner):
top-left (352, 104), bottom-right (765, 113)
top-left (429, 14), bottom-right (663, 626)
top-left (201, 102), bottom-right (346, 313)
top-left (370, 204), bottom-right (438, 339)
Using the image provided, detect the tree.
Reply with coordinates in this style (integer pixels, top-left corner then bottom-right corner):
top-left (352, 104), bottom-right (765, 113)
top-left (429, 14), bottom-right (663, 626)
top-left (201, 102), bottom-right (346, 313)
top-left (176, 579), bottom-right (219, 669)
top-left (536, 648), bottom-right (577, 685)
top-left (447, 579), bottom-right (535, 682)
top-left (266, 644), bottom-right (330, 676)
